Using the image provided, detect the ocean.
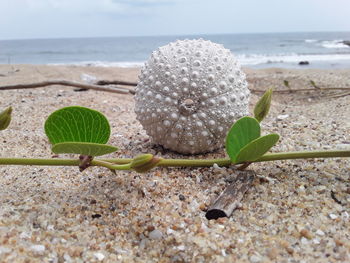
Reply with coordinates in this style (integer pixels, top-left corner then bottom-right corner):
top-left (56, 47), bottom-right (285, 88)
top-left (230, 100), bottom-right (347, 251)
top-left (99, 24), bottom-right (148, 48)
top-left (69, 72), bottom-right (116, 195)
top-left (0, 32), bottom-right (350, 69)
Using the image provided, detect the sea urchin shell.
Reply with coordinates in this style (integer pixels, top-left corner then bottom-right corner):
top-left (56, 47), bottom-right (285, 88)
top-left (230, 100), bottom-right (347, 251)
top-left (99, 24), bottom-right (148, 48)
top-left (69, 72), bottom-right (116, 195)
top-left (134, 39), bottom-right (250, 154)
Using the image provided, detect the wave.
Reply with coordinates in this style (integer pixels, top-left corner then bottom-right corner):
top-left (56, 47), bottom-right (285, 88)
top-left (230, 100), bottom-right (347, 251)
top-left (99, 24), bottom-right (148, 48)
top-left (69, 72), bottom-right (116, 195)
top-left (49, 53), bottom-right (350, 68)
top-left (320, 40), bottom-right (349, 49)
top-left (305, 39), bottom-right (318, 43)
top-left (50, 61), bottom-right (144, 68)
top-left (236, 53), bottom-right (350, 65)
top-left (304, 39), bottom-right (350, 49)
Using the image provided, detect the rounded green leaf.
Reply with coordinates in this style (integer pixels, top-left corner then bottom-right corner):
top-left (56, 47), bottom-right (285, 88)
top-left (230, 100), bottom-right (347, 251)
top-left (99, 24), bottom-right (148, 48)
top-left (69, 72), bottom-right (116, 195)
top-left (45, 106), bottom-right (111, 145)
top-left (235, 134), bottom-right (280, 164)
top-left (52, 142), bottom-right (118, 156)
top-left (225, 117), bottom-right (261, 163)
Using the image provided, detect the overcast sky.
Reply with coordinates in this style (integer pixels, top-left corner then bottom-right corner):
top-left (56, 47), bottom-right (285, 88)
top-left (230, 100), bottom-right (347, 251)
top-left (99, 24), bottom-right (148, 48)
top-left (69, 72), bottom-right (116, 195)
top-left (0, 0), bottom-right (349, 40)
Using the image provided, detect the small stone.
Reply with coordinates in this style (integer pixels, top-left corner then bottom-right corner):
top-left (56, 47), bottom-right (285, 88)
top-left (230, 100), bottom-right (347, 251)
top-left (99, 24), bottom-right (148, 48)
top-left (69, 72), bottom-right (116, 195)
top-left (63, 253), bottom-right (73, 262)
top-left (250, 254), bottom-right (261, 263)
top-left (147, 225), bottom-right (155, 232)
top-left (149, 229), bottom-right (163, 240)
top-left (329, 213), bottom-right (338, 219)
top-left (199, 203), bottom-right (207, 211)
top-left (94, 252), bottom-right (105, 261)
top-left (277, 114), bottom-right (289, 120)
top-left (267, 247), bottom-right (279, 260)
top-left (313, 238), bottom-right (320, 244)
top-left (178, 194), bottom-right (186, 201)
top-left (139, 239), bottom-right (148, 250)
top-left (301, 237), bottom-right (309, 245)
top-left (280, 240), bottom-right (294, 254)
top-left (177, 245), bottom-right (185, 251)
top-left (19, 232), bottom-right (31, 239)
top-left (0, 247), bottom-right (12, 255)
top-left (31, 244), bottom-right (45, 253)
top-left (341, 211), bottom-right (349, 219)
top-left (300, 229), bottom-right (313, 239)
top-left (167, 228), bottom-right (175, 235)
top-left (334, 238), bottom-right (345, 246)
top-left (316, 229), bottom-right (325, 236)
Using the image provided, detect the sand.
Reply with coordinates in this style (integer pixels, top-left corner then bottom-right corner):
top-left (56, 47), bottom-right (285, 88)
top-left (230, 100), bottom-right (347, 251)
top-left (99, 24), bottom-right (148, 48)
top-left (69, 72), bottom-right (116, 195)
top-left (0, 64), bottom-right (349, 262)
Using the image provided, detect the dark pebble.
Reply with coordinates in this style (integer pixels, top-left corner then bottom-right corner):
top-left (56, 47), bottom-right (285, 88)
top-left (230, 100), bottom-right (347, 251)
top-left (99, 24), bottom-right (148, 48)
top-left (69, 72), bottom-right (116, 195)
top-left (179, 194), bottom-right (186, 201)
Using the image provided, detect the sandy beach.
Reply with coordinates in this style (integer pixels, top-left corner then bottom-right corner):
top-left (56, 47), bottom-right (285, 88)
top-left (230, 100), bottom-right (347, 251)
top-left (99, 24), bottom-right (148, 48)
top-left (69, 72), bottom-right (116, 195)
top-left (0, 64), bottom-right (349, 262)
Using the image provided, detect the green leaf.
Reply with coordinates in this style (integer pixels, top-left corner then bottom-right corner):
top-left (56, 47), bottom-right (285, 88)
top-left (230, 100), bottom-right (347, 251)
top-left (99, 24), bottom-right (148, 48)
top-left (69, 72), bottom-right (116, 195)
top-left (254, 88), bottom-right (273, 122)
top-left (225, 117), bottom-right (261, 163)
top-left (0, 107), bottom-right (12, 131)
top-left (45, 106), bottom-right (116, 156)
top-left (310, 80), bottom-right (319, 89)
top-left (45, 106), bottom-right (111, 145)
top-left (283, 80), bottom-right (290, 88)
top-left (52, 142), bottom-right (118, 156)
top-left (130, 154), bottom-right (154, 169)
top-left (235, 134), bottom-right (280, 164)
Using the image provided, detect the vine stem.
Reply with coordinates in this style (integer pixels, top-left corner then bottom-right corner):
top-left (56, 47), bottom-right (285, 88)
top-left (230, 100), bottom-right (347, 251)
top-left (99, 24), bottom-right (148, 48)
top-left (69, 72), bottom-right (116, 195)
top-left (0, 150), bottom-right (348, 170)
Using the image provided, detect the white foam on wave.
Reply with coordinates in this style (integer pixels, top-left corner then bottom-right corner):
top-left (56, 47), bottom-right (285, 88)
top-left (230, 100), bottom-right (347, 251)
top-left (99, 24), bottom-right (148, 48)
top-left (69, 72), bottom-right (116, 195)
top-left (237, 53), bottom-right (350, 65)
top-left (305, 39), bottom-right (318, 43)
top-left (321, 40), bottom-right (349, 49)
top-left (50, 61), bottom-right (144, 68)
top-left (49, 53), bottom-right (350, 68)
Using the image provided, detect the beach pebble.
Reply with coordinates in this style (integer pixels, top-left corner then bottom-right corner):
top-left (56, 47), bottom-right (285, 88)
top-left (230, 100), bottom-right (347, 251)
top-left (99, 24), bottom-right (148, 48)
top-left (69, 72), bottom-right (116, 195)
top-left (80, 73), bottom-right (97, 84)
top-left (94, 252), bottom-right (105, 261)
top-left (329, 213), bottom-right (338, 219)
top-left (30, 244), bottom-right (46, 253)
top-left (267, 247), bottom-right (279, 259)
top-left (0, 247), bottom-right (12, 255)
top-left (149, 229), bottom-right (163, 240)
top-left (250, 254), bottom-right (262, 263)
top-left (277, 114), bottom-right (289, 120)
top-left (316, 229), bottom-right (325, 236)
top-left (19, 231), bottom-right (31, 239)
top-left (313, 238), bottom-right (321, 245)
top-left (301, 237), bottom-right (309, 245)
top-left (63, 253), bottom-right (73, 262)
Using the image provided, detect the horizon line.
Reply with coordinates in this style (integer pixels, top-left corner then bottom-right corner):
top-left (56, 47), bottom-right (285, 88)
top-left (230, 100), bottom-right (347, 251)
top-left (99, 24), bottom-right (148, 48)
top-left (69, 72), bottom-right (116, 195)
top-left (1, 30), bottom-right (350, 42)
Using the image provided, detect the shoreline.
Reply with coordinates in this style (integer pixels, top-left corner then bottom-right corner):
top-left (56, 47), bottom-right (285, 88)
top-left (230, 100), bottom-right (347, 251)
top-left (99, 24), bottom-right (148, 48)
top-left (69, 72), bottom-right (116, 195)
top-left (2, 58), bottom-right (350, 69)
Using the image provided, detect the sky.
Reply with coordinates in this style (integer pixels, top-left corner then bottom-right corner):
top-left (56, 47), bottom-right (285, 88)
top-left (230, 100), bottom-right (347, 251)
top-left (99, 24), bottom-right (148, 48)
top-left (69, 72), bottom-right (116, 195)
top-left (0, 0), bottom-right (349, 40)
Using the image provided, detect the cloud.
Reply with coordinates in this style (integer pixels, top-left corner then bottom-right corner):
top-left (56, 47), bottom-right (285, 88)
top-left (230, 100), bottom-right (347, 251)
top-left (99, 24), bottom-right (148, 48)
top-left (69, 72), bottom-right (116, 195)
top-left (17, 0), bottom-right (180, 15)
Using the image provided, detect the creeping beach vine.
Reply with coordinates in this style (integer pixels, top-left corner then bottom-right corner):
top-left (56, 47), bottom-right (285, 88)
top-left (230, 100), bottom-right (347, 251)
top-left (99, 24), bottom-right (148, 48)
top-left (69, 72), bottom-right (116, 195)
top-left (0, 89), bottom-right (349, 173)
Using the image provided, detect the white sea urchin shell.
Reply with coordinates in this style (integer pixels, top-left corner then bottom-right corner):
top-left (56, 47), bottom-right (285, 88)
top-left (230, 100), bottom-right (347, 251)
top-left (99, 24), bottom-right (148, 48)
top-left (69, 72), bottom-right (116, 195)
top-left (134, 39), bottom-right (250, 154)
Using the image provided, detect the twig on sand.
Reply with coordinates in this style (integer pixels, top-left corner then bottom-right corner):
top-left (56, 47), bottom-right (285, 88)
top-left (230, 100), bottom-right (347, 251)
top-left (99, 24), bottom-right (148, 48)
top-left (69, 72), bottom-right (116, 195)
top-left (250, 87), bottom-right (350, 93)
top-left (0, 80), bottom-right (135, 95)
top-left (327, 92), bottom-right (350, 98)
top-left (205, 170), bottom-right (255, 220)
top-left (1, 79), bottom-right (349, 96)
top-left (96, 80), bottom-right (138, 86)
top-left (92, 80), bottom-right (350, 94)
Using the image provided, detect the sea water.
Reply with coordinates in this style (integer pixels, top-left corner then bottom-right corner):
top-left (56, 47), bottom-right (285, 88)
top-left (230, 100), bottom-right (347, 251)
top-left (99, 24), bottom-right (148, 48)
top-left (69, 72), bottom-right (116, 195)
top-left (0, 32), bottom-right (350, 68)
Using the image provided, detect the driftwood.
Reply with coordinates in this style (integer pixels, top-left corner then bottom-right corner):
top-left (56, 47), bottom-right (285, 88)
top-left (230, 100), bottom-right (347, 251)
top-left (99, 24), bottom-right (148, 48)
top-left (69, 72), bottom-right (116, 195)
top-left (0, 80), bottom-right (135, 95)
top-left (206, 170), bottom-right (255, 220)
top-left (96, 80), bottom-right (137, 86)
top-left (250, 87), bottom-right (350, 93)
top-left (95, 81), bottom-right (350, 94)
top-left (1, 79), bottom-right (349, 96)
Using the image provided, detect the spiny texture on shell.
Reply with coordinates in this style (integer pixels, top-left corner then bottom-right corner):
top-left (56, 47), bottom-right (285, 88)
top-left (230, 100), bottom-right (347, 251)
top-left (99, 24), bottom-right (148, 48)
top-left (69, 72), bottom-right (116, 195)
top-left (134, 39), bottom-right (250, 154)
